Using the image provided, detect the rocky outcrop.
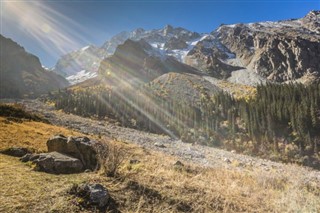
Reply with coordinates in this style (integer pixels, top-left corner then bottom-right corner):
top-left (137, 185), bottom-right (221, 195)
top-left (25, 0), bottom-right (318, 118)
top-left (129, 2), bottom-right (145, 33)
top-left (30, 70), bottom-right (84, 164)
top-left (20, 135), bottom-right (104, 174)
top-left (185, 36), bottom-right (242, 78)
top-left (0, 35), bottom-right (69, 98)
top-left (301, 10), bottom-right (320, 34)
top-left (47, 135), bottom-right (101, 171)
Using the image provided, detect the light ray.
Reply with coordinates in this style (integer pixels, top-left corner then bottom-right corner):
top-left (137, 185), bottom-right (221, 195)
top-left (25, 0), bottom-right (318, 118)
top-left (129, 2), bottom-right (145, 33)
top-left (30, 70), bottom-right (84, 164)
top-left (2, 1), bottom-right (93, 58)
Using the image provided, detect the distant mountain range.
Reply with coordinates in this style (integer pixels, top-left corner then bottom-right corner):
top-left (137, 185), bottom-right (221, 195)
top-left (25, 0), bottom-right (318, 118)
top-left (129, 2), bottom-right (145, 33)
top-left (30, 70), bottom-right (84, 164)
top-left (1, 11), bottom-right (319, 98)
top-left (0, 35), bottom-right (69, 99)
top-left (53, 10), bottom-right (320, 85)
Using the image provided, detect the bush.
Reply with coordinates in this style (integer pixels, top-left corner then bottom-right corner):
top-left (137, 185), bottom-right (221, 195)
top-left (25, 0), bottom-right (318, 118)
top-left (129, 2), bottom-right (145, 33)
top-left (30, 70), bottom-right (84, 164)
top-left (97, 140), bottom-right (126, 177)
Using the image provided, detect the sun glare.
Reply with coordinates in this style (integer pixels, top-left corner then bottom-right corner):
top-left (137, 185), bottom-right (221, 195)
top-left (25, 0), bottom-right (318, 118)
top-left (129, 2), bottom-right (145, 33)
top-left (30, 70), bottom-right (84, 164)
top-left (2, 1), bottom-right (89, 57)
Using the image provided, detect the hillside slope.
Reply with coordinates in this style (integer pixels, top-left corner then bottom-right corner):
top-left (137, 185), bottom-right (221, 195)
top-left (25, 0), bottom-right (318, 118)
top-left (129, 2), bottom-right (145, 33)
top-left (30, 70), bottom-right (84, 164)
top-left (1, 100), bottom-right (319, 212)
top-left (0, 35), bottom-right (69, 98)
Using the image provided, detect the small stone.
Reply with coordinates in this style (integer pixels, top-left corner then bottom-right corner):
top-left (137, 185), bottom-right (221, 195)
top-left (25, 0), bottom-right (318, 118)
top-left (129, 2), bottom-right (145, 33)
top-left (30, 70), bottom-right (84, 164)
top-left (129, 159), bottom-right (141, 164)
top-left (0, 147), bottom-right (32, 157)
top-left (72, 183), bottom-right (110, 208)
top-left (231, 150), bottom-right (236, 154)
top-left (224, 158), bottom-right (231, 164)
top-left (174, 160), bottom-right (184, 167)
top-left (154, 143), bottom-right (166, 148)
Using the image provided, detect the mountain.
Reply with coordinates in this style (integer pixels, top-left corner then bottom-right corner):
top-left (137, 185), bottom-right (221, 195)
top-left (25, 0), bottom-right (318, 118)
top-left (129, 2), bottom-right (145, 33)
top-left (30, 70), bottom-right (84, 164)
top-left (98, 39), bottom-right (200, 85)
top-left (52, 45), bottom-right (104, 77)
top-left (101, 25), bottom-right (201, 61)
top-left (0, 35), bottom-right (69, 98)
top-left (53, 25), bottom-right (203, 84)
top-left (214, 10), bottom-right (320, 83)
top-left (54, 11), bottom-right (320, 85)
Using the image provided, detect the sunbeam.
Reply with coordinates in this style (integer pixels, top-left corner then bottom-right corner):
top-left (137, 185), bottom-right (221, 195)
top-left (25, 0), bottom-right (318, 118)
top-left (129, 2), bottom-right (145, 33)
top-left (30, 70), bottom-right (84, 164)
top-left (2, 1), bottom-right (91, 58)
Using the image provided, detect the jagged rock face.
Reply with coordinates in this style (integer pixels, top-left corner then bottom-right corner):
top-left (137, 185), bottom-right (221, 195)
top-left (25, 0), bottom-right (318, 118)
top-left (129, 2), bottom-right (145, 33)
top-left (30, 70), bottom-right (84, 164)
top-left (101, 24), bottom-right (200, 52)
top-left (0, 35), bottom-right (69, 98)
top-left (98, 39), bottom-right (199, 85)
top-left (252, 36), bottom-right (320, 81)
top-left (164, 37), bottom-right (188, 50)
top-left (216, 11), bottom-right (320, 83)
top-left (301, 10), bottom-right (320, 34)
top-left (184, 35), bottom-right (242, 78)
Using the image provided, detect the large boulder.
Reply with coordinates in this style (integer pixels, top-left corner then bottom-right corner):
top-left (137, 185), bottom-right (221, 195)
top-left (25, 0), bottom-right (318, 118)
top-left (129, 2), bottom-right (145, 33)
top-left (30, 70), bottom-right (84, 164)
top-left (47, 135), bottom-right (100, 170)
top-left (31, 152), bottom-right (84, 174)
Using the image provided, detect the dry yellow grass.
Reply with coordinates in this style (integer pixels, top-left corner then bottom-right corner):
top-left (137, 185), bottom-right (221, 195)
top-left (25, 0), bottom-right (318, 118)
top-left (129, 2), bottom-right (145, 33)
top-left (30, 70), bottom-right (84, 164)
top-left (0, 117), bottom-right (319, 212)
top-left (0, 117), bottom-right (85, 152)
top-left (0, 154), bottom-right (91, 213)
top-left (112, 144), bottom-right (320, 212)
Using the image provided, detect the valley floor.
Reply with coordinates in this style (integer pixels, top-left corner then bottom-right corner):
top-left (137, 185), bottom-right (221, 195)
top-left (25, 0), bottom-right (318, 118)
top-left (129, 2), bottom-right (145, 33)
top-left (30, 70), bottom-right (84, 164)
top-left (0, 99), bottom-right (320, 212)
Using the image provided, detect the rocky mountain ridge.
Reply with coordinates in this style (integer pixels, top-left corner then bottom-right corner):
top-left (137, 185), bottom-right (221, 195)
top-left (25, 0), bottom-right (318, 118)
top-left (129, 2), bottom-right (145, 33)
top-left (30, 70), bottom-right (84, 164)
top-left (53, 25), bottom-right (203, 83)
top-left (98, 39), bottom-right (201, 86)
top-left (53, 11), bottom-right (320, 85)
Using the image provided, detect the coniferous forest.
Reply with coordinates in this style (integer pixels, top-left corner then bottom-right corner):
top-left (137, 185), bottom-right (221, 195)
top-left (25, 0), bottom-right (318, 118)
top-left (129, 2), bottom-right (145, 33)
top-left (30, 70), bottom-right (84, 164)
top-left (53, 83), bottom-right (320, 167)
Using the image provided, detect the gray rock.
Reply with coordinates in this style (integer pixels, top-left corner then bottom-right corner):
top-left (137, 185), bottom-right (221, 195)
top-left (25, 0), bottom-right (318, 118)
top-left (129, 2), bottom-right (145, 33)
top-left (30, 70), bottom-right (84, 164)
top-left (154, 142), bottom-right (166, 148)
top-left (32, 152), bottom-right (84, 174)
top-left (72, 183), bottom-right (109, 208)
top-left (129, 159), bottom-right (141, 164)
top-left (224, 158), bottom-right (231, 164)
top-left (174, 160), bottom-right (184, 167)
top-left (0, 147), bottom-right (32, 157)
top-left (47, 135), bottom-right (100, 170)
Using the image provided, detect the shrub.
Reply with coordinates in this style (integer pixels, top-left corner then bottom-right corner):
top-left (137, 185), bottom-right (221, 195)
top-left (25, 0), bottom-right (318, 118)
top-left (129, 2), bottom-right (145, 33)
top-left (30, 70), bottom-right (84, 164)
top-left (97, 140), bottom-right (127, 177)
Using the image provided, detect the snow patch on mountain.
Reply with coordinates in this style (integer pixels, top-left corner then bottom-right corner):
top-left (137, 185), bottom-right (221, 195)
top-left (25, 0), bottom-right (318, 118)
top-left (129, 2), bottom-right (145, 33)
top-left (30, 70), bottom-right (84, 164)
top-left (81, 45), bottom-right (91, 51)
top-left (66, 70), bottom-right (97, 85)
top-left (164, 34), bottom-right (210, 62)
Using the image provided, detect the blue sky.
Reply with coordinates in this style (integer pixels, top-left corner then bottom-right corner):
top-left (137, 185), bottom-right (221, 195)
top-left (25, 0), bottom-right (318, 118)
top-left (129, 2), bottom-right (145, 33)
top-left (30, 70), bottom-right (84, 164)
top-left (1, 0), bottom-right (320, 67)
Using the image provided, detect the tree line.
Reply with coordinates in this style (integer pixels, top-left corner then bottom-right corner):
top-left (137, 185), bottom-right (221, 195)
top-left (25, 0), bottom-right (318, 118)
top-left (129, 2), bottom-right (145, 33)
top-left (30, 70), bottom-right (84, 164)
top-left (53, 83), bottom-right (320, 165)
